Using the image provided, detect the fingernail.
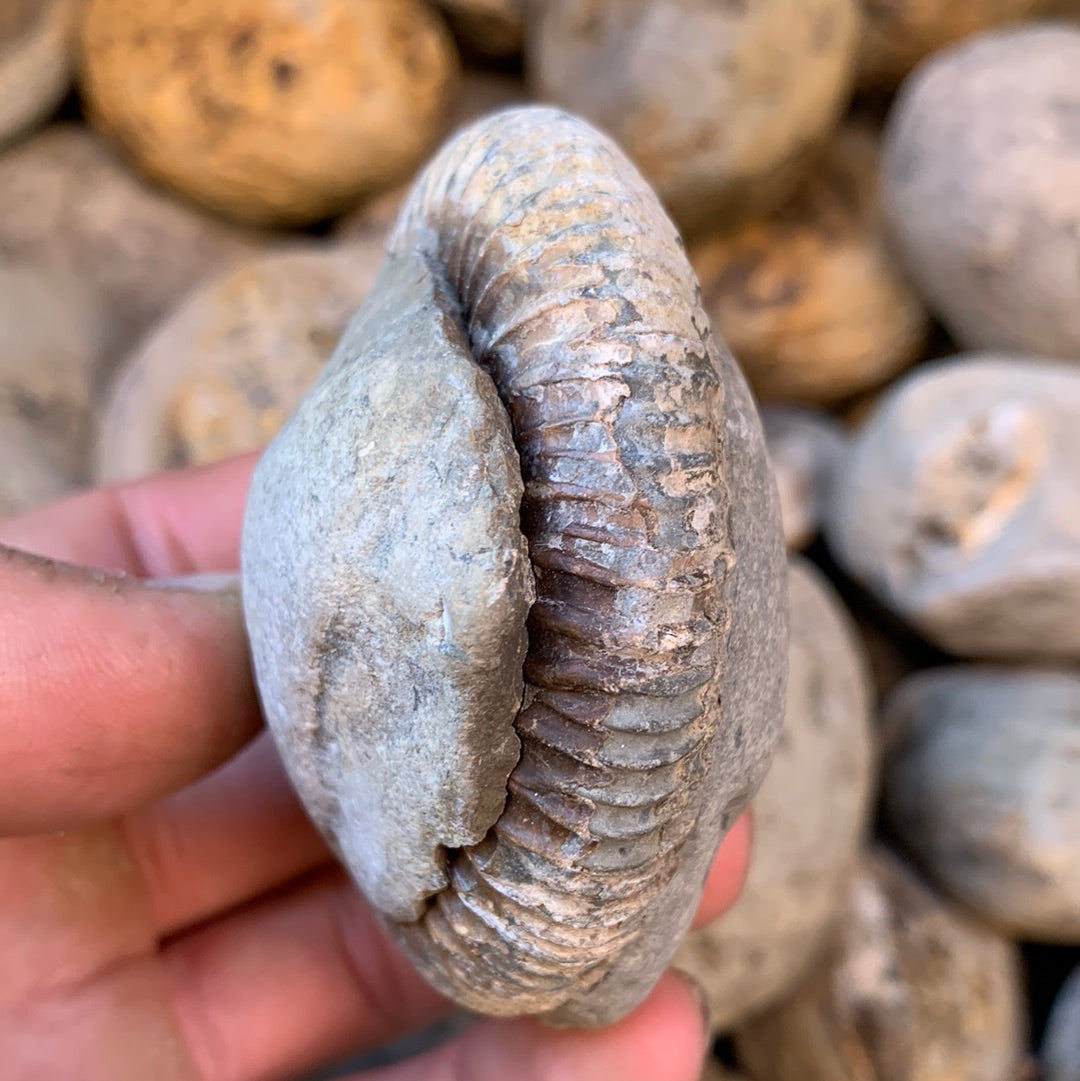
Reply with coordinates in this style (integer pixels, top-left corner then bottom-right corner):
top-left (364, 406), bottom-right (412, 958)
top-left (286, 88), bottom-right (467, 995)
top-left (146, 571), bottom-right (241, 594)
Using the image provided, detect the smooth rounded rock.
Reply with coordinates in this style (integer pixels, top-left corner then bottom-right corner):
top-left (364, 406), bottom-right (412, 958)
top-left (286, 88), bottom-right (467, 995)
top-left (882, 666), bottom-right (1080, 943)
top-left (691, 125), bottom-right (928, 406)
top-left (675, 556), bottom-right (874, 1032)
top-left (734, 848), bottom-right (1027, 1081)
top-left (527, 0), bottom-right (859, 236)
top-left (0, 124), bottom-right (263, 364)
top-left (761, 406), bottom-right (847, 550)
top-left (96, 241), bottom-right (385, 482)
top-left (0, 258), bottom-right (106, 515)
top-left (882, 23), bottom-right (1080, 360)
top-left (825, 354), bottom-right (1080, 660)
top-left (81, 0), bottom-right (460, 226)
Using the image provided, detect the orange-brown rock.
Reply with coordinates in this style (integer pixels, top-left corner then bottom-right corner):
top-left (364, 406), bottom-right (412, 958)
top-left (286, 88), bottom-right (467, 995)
top-left (692, 125), bottom-right (928, 406)
top-left (80, 0), bottom-right (460, 226)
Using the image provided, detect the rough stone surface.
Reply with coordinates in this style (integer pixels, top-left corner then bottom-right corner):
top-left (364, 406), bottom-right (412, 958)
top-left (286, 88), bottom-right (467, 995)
top-left (435, 0), bottom-right (522, 57)
top-left (96, 240), bottom-right (385, 482)
top-left (856, 0), bottom-right (1058, 89)
top-left (825, 354), bottom-right (1080, 660)
top-left (675, 556), bottom-right (874, 1033)
top-left (0, 0), bottom-right (79, 147)
top-left (691, 125), bottom-right (929, 406)
top-left (0, 258), bottom-right (106, 515)
top-left (242, 106), bottom-right (786, 1027)
top-left (80, 0), bottom-right (460, 226)
top-left (734, 848), bottom-right (1027, 1081)
top-left (243, 249), bottom-right (534, 920)
top-left (882, 666), bottom-right (1080, 943)
top-left (527, 0), bottom-right (859, 236)
top-left (761, 406), bottom-right (847, 550)
top-left (1044, 965), bottom-right (1080, 1081)
top-left (0, 124), bottom-right (262, 365)
top-left (882, 23), bottom-right (1080, 360)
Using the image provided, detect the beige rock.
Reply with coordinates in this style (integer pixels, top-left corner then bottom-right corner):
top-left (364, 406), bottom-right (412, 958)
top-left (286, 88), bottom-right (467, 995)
top-left (527, 0), bottom-right (859, 236)
top-left (734, 848), bottom-right (1027, 1081)
top-left (80, 0), bottom-right (460, 227)
top-left (691, 124), bottom-right (928, 406)
top-left (675, 556), bottom-right (874, 1033)
top-left (96, 240), bottom-right (384, 482)
top-left (0, 124), bottom-right (262, 365)
top-left (0, 258), bottom-right (106, 514)
top-left (435, 0), bottom-right (522, 57)
top-left (0, 0), bottom-right (80, 146)
top-left (761, 406), bottom-right (847, 550)
top-left (1044, 965), bottom-right (1080, 1081)
top-left (856, 0), bottom-right (1062, 89)
top-left (882, 23), bottom-right (1080, 360)
top-left (882, 666), bottom-right (1080, 943)
top-left (242, 106), bottom-right (787, 1028)
top-left (825, 354), bottom-right (1080, 660)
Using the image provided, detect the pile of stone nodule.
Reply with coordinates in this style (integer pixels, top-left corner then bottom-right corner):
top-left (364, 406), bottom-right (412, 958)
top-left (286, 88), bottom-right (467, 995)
top-left (1, 3), bottom-right (1078, 1080)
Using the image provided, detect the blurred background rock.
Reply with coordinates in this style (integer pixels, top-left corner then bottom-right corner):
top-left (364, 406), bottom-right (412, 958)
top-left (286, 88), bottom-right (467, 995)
top-left (1, 1), bottom-right (1078, 1077)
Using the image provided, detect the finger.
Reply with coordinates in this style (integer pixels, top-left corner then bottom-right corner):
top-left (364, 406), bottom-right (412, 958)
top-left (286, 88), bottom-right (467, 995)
top-left (125, 734), bottom-right (330, 936)
top-left (367, 971), bottom-right (708, 1081)
top-left (0, 452), bottom-right (258, 574)
top-left (0, 547), bottom-right (260, 834)
top-left (692, 809), bottom-right (753, 930)
top-left (162, 870), bottom-right (450, 1081)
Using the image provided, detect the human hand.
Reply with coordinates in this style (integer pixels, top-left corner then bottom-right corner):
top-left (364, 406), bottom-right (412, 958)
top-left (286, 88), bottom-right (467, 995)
top-left (0, 454), bottom-right (751, 1081)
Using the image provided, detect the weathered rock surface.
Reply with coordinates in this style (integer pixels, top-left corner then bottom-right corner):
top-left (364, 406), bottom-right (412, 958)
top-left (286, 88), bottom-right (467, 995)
top-left (825, 354), bottom-right (1080, 660)
top-left (734, 848), bottom-right (1027, 1081)
top-left (96, 241), bottom-right (385, 481)
top-left (882, 666), bottom-right (1080, 943)
top-left (882, 23), bottom-right (1080, 360)
top-left (675, 556), bottom-right (874, 1032)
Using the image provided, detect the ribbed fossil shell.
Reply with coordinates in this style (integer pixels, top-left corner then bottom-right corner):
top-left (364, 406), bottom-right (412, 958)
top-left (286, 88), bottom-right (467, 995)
top-left (242, 105), bottom-right (786, 1026)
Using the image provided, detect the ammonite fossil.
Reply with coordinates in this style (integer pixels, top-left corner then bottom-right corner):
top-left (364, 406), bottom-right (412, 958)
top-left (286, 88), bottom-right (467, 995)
top-left (241, 105), bottom-right (787, 1027)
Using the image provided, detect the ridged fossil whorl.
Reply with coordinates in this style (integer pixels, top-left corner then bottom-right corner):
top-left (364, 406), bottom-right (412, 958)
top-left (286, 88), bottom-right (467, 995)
top-left (241, 106), bottom-right (786, 1027)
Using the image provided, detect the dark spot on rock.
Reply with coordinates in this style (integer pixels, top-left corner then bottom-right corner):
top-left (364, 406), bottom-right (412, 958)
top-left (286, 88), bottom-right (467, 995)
top-left (196, 91), bottom-right (244, 127)
top-left (272, 58), bottom-right (298, 90)
top-left (229, 25), bottom-right (258, 59)
top-left (10, 388), bottom-right (44, 424)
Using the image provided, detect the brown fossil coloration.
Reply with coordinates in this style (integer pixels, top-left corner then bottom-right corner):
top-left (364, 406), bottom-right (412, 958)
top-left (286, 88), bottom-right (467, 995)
top-left (242, 105), bottom-right (786, 1026)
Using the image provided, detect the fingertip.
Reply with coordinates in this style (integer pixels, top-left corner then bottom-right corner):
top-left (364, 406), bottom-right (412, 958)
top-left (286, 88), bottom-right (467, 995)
top-left (692, 808), bottom-right (753, 930)
top-left (381, 972), bottom-right (709, 1081)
